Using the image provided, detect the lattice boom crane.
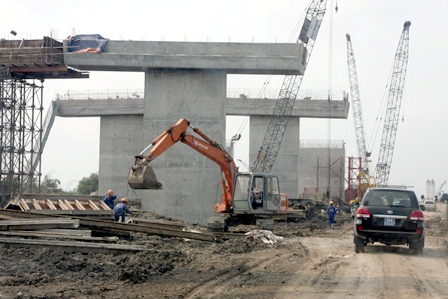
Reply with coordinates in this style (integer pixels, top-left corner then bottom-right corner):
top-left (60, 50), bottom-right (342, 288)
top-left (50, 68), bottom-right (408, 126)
top-left (252, 0), bottom-right (328, 173)
top-left (346, 33), bottom-right (370, 173)
top-left (375, 21), bottom-right (411, 187)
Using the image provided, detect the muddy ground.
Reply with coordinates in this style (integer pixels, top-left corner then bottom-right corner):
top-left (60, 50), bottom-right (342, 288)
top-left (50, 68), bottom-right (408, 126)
top-left (1, 202), bottom-right (448, 299)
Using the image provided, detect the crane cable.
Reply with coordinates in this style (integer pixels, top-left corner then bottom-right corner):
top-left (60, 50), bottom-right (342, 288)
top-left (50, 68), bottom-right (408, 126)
top-left (326, 0), bottom-right (336, 194)
top-left (366, 54), bottom-right (407, 156)
top-left (231, 1), bottom-right (312, 140)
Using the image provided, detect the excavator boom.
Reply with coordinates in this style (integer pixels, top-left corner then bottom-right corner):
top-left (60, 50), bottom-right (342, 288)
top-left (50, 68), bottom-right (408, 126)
top-left (128, 118), bottom-right (190, 189)
top-left (128, 118), bottom-right (238, 212)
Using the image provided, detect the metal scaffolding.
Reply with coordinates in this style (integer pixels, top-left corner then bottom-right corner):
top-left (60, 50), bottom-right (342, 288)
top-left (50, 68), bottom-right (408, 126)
top-left (0, 36), bottom-right (88, 205)
top-left (0, 79), bottom-right (43, 204)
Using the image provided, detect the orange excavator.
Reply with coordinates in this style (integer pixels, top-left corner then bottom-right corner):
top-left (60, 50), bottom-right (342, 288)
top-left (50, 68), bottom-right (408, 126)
top-left (128, 118), bottom-right (302, 230)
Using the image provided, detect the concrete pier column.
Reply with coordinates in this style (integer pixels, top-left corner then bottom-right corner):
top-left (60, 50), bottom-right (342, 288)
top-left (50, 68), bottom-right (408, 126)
top-left (249, 116), bottom-right (300, 199)
top-left (140, 69), bottom-right (227, 224)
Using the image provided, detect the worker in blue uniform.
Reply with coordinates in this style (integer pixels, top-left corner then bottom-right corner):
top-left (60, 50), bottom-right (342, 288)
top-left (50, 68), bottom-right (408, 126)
top-left (327, 200), bottom-right (337, 229)
top-left (103, 189), bottom-right (118, 209)
top-left (114, 198), bottom-right (132, 222)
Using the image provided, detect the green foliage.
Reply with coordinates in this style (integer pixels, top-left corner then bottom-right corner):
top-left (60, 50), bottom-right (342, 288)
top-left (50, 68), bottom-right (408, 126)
top-left (41, 174), bottom-right (63, 194)
top-left (76, 173), bottom-right (99, 195)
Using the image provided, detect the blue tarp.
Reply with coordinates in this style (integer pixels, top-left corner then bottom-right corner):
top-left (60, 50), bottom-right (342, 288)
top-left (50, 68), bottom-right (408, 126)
top-left (67, 34), bottom-right (109, 53)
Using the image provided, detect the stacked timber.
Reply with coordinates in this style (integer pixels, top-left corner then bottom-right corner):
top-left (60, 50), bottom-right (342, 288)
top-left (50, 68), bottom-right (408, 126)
top-left (0, 209), bottom-right (246, 254)
top-left (4, 194), bottom-right (113, 218)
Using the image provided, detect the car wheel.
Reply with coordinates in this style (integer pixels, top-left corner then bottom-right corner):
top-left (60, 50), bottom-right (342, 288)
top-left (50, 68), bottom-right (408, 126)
top-left (354, 237), bottom-right (365, 253)
top-left (409, 238), bottom-right (424, 255)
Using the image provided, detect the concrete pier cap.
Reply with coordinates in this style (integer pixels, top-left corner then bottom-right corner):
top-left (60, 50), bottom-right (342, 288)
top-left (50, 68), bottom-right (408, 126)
top-left (62, 39), bottom-right (314, 225)
top-left (64, 40), bottom-right (307, 75)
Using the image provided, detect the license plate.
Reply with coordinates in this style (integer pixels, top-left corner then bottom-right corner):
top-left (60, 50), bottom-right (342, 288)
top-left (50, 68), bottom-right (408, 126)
top-left (384, 218), bottom-right (396, 226)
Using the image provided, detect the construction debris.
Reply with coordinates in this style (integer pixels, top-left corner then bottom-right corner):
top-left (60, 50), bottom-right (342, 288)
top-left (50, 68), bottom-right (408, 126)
top-left (244, 229), bottom-right (285, 244)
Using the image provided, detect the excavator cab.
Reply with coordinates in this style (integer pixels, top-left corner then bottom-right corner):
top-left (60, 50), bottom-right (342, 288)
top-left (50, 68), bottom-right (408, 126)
top-left (232, 172), bottom-right (283, 214)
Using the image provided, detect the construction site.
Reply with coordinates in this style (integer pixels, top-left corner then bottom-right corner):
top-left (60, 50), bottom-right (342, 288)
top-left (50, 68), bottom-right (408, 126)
top-left (2, 1), bottom-right (448, 298)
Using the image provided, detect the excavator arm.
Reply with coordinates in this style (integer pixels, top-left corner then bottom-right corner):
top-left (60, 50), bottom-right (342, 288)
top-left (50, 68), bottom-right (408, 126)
top-left (128, 118), bottom-right (238, 213)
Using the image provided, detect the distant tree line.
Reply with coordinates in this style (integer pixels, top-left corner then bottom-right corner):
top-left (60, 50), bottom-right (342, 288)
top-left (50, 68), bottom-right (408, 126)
top-left (39, 172), bottom-right (98, 195)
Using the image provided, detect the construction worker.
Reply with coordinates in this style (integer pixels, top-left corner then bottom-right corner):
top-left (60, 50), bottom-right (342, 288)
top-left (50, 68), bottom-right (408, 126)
top-left (103, 189), bottom-right (118, 209)
top-left (113, 198), bottom-right (132, 222)
top-left (327, 200), bottom-right (337, 229)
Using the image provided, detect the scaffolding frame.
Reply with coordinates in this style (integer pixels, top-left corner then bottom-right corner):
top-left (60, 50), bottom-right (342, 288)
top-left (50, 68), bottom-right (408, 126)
top-left (0, 79), bottom-right (43, 203)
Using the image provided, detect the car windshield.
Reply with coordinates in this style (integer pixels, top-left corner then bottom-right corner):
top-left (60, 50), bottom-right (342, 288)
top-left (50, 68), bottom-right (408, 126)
top-left (365, 190), bottom-right (417, 208)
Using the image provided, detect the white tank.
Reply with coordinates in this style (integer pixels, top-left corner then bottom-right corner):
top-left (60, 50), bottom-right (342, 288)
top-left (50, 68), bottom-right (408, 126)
top-left (426, 179), bottom-right (435, 199)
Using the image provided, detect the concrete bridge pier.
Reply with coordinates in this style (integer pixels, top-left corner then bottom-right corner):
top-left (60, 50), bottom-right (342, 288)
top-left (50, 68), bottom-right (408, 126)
top-left (249, 116), bottom-right (301, 199)
top-left (140, 69), bottom-right (227, 224)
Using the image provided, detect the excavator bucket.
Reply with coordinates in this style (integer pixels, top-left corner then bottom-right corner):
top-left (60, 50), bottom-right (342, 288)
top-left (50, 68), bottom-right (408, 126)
top-left (128, 165), bottom-right (163, 190)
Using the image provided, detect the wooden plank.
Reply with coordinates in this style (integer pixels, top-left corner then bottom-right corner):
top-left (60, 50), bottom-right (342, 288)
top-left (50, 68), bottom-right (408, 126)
top-left (0, 237), bottom-right (149, 254)
top-left (46, 199), bottom-right (57, 210)
top-left (38, 229), bottom-right (92, 237)
top-left (88, 200), bottom-right (101, 211)
top-left (0, 218), bottom-right (80, 230)
top-left (77, 218), bottom-right (218, 242)
top-left (32, 199), bottom-right (43, 210)
top-left (0, 210), bottom-right (216, 241)
top-left (20, 199), bottom-right (30, 211)
top-left (22, 209), bottom-right (113, 218)
top-left (57, 200), bottom-right (69, 210)
top-left (74, 200), bottom-right (86, 210)
top-left (0, 231), bottom-right (118, 243)
top-left (63, 200), bottom-right (75, 210)
top-left (21, 193), bottom-right (103, 202)
top-left (0, 214), bottom-right (19, 220)
top-left (130, 218), bottom-right (186, 230)
top-left (99, 201), bottom-right (112, 210)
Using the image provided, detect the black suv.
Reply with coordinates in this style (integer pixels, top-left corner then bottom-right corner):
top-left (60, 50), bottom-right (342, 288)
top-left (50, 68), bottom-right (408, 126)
top-left (353, 188), bottom-right (425, 254)
top-left (441, 193), bottom-right (448, 204)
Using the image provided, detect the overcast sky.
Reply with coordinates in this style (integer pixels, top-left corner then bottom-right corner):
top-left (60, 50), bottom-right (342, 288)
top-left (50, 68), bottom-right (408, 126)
top-left (2, 0), bottom-right (447, 198)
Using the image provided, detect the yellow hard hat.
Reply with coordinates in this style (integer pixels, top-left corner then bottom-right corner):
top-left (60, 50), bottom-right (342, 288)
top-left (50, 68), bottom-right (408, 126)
top-left (329, 200), bottom-right (334, 205)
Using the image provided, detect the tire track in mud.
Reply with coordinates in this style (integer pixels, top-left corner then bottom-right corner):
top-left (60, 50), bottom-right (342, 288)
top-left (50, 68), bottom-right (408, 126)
top-left (270, 223), bottom-right (365, 299)
top-left (183, 248), bottom-right (300, 299)
top-left (280, 237), bottom-right (352, 298)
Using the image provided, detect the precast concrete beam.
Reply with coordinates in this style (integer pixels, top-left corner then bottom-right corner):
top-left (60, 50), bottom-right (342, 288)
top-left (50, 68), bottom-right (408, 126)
top-left (226, 98), bottom-right (349, 118)
top-left (63, 41), bottom-right (307, 75)
top-left (56, 99), bottom-right (144, 117)
top-left (56, 98), bottom-right (349, 119)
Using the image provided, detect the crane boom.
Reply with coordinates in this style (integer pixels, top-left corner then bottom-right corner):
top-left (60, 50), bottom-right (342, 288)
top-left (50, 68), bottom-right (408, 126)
top-left (252, 0), bottom-right (328, 173)
top-left (375, 21), bottom-right (411, 187)
top-left (346, 33), bottom-right (369, 173)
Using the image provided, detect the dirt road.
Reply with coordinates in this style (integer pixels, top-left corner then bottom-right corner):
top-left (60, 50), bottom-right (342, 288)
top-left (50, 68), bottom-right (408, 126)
top-left (1, 204), bottom-right (448, 298)
top-left (183, 204), bottom-right (448, 299)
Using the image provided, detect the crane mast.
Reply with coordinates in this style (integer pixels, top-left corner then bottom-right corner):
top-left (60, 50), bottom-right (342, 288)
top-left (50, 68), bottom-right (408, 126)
top-left (375, 21), bottom-right (411, 187)
top-left (346, 33), bottom-right (369, 173)
top-left (252, 0), bottom-right (328, 173)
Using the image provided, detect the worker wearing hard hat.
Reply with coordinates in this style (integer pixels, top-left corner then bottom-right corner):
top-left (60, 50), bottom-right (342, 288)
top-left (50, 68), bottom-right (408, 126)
top-left (104, 189), bottom-right (118, 209)
top-left (113, 198), bottom-right (132, 222)
top-left (326, 200), bottom-right (337, 229)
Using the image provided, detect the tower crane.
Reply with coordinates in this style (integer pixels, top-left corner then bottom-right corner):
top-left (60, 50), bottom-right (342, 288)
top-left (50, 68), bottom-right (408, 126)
top-left (374, 21), bottom-right (411, 187)
top-left (252, 0), bottom-right (328, 173)
top-left (346, 33), bottom-right (370, 173)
